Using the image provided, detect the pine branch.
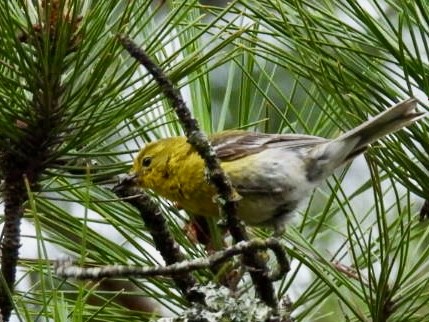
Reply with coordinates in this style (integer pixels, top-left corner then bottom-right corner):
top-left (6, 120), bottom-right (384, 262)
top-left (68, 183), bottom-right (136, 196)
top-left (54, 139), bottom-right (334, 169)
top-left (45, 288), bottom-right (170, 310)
top-left (113, 178), bottom-right (205, 304)
top-left (118, 34), bottom-right (280, 310)
top-left (0, 2), bottom-right (81, 320)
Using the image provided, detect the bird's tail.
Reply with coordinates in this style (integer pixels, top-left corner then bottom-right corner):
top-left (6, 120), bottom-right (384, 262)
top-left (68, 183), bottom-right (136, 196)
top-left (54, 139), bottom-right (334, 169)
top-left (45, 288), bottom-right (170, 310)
top-left (308, 98), bottom-right (425, 180)
top-left (336, 98), bottom-right (424, 160)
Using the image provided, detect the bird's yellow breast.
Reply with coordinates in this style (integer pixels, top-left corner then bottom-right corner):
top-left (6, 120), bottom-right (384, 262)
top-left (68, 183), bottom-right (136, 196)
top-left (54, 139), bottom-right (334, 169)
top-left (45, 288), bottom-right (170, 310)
top-left (133, 137), bottom-right (220, 217)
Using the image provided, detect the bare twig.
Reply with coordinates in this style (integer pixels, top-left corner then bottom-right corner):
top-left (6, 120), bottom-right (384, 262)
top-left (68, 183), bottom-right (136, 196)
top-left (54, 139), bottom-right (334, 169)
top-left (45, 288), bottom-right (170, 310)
top-left (56, 238), bottom-right (289, 281)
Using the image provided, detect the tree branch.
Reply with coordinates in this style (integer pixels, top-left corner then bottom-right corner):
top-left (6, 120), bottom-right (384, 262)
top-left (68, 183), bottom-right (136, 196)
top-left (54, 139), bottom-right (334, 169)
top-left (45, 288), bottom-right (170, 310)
top-left (117, 34), bottom-right (279, 309)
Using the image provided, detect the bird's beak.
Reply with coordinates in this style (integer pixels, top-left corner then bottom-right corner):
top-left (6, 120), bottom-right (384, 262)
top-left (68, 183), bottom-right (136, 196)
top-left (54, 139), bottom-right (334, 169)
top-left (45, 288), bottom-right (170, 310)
top-left (112, 173), bottom-right (138, 195)
top-left (122, 173), bottom-right (138, 185)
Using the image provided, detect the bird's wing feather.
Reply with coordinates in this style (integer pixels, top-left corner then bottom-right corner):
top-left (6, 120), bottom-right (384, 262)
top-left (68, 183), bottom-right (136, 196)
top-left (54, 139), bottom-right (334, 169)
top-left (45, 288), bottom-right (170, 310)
top-left (210, 130), bottom-right (329, 161)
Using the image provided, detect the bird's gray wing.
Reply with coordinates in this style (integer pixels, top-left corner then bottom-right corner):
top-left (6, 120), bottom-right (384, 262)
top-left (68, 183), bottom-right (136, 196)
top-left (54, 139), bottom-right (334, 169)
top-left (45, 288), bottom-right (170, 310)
top-left (210, 130), bottom-right (329, 161)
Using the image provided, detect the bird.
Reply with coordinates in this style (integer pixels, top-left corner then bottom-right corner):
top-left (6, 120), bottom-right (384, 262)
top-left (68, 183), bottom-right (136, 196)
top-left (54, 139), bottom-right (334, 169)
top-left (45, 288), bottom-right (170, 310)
top-left (131, 98), bottom-right (425, 233)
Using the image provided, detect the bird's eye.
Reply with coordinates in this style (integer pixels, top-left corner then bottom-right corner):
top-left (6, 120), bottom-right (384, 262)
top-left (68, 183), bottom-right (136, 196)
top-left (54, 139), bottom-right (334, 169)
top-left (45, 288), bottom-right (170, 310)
top-left (142, 156), bottom-right (152, 167)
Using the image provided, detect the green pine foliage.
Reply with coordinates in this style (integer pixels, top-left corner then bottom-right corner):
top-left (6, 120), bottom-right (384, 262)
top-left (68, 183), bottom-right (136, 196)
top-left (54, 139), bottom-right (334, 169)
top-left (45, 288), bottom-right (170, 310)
top-left (0, 0), bottom-right (428, 321)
